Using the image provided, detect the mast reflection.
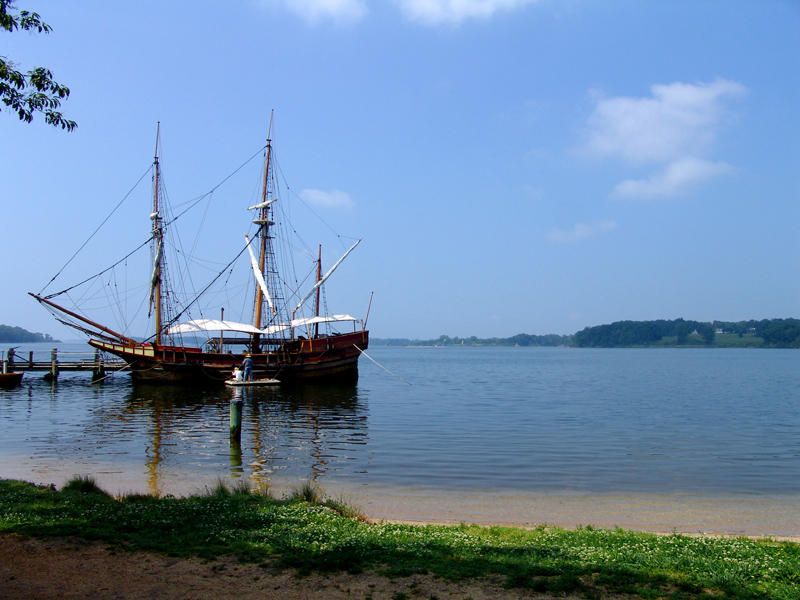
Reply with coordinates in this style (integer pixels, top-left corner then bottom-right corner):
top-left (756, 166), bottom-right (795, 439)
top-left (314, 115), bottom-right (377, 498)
top-left (122, 381), bottom-right (368, 493)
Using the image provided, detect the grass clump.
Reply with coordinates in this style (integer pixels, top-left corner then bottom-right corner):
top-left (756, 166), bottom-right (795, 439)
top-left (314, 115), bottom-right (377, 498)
top-left (289, 480), bottom-right (323, 504)
top-left (61, 475), bottom-right (110, 496)
top-left (1, 478), bottom-right (798, 599)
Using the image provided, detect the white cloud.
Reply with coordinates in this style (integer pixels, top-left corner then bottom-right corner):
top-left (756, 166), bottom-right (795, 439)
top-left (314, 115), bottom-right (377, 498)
top-left (396, 0), bottom-right (537, 25)
top-left (263, 0), bottom-right (538, 26)
top-left (611, 157), bottom-right (735, 200)
top-left (548, 220), bottom-right (617, 243)
top-left (299, 188), bottom-right (355, 209)
top-left (265, 0), bottom-right (368, 25)
top-left (582, 78), bottom-right (745, 199)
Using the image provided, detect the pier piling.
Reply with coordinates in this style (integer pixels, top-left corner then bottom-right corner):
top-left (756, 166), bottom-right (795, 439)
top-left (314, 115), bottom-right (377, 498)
top-left (91, 349), bottom-right (105, 382)
top-left (230, 398), bottom-right (243, 441)
top-left (44, 349), bottom-right (59, 381)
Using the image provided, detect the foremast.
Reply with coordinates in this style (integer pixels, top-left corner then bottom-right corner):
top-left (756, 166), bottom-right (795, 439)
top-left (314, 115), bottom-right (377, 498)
top-left (149, 123), bottom-right (164, 346)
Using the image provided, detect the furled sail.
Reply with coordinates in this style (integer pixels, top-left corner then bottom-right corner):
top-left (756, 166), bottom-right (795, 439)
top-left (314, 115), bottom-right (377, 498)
top-left (292, 238), bottom-right (362, 317)
top-left (168, 319), bottom-right (263, 335)
top-left (147, 236), bottom-right (162, 318)
top-left (261, 314), bottom-right (359, 335)
top-left (245, 234), bottom-right (276, 315)
top-left (247, 198), bottom-right (276, 211)
top-left (168, 314), bottom-right (358, 336)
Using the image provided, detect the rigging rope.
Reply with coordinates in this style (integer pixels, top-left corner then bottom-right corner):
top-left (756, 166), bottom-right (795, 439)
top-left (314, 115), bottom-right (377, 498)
top-left (40, 165), bottom-right (153, 295)
top-left (354, 345), bottom-right (412, 386)
top-left (163, 145), bottom-right (266, 228)
top-left (42, 237), bottom-right (153, 300)
top-left (143, 239), bottom-right (252, 343)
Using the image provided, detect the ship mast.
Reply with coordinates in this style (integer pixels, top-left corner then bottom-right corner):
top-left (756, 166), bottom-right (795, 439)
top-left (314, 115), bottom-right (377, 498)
top-left (251, 113), bottom-right (274, 351)
top-left (150, 123), bottom-right (164, 346)
top-left (314, 245), bottom-right (322, 338)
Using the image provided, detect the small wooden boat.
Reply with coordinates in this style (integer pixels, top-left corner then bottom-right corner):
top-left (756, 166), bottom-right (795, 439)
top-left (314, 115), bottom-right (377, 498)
top-left (0, 372), bottom-right (24, 389)
top-left (224, 378), bottom-right (280, 387)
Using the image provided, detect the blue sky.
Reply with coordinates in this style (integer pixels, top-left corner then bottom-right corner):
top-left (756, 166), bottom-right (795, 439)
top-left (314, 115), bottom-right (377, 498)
top-left (1, 0), bottom-right (798, 339)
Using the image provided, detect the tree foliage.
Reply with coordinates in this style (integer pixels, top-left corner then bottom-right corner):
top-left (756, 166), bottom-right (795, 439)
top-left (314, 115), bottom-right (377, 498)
top-left (572, 318), bottom-right (718, 347)
top-left (374, 333), bottom-right (568, 347)
top-left (0, 324), bottom-right (58, 343)
top-left (1, 0), bottom-right (75, 130)
top-left (756, 318), bottom-right (800, 348)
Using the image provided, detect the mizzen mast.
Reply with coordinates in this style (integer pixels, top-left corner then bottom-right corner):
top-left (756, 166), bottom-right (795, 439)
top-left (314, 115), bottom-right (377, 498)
top-left (314, 245), bottom-right (322, 338)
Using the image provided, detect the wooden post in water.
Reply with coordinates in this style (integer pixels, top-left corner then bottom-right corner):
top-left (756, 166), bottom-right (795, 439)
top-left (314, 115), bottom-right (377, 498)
top-left (229, 438), bottom-right (243, 471)
top-left (91, 349), bottom-right (105, 382)
top-left (44, 348), bottom-right (58, 381)
top-left (230, 398), bottom-right (243, 442)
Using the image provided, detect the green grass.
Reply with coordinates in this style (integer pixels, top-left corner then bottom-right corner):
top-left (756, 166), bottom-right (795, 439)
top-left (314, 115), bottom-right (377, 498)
top-left (652, 334), bottom-right (765, 348)
top-left (1, 478), bottom-right (798, 599)
top-left (713, 333), bottom-right (765, 348)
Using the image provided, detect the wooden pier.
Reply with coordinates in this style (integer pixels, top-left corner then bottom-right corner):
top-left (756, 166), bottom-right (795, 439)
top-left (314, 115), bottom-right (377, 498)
top-left (3, 348), bottom-right (129, 381)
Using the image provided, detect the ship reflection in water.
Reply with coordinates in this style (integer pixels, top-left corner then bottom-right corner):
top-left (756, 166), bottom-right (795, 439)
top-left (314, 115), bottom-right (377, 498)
top-left (94, 384), bottom-right (368, 495)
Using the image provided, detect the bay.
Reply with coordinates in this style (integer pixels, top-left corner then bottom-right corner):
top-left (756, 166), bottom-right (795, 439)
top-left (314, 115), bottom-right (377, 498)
top-left (1, 343), bottom-right (799, 535)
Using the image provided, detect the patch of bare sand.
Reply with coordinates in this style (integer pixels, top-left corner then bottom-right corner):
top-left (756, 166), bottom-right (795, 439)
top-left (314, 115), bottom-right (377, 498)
top-left (0, 534), bottom-right (603, 600)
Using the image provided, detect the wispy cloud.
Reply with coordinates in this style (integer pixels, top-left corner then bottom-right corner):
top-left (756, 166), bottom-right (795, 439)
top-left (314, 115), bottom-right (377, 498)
top-left (264, 0), bottom-right (368, 25)
top-left (263, 0), bottom-right (538, 26)
top-left (548, 220), bottom-right (617, 243)
top-left (395, 0), bottom-right (538, 25)
top-left (611, 157), bottom-right (735, 199)
top-left (299, 188), bottom-right (355, 209)
top-left (583, 78), bottom-right (746, 199)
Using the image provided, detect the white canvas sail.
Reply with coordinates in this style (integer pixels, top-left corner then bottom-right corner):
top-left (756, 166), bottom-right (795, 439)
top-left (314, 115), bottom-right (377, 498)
top-left (147, 236), bottom-right (163, 318)
top-left (292, 238), bottom-right (362, 317)
top-left (260, 314), bottom-right (359, 335)
top-left (247, 198), bottom-right (276, 211)
top-left (245, 234), bottom-right (276, 315)
top-left (168, 319), bottom-right (263, 335)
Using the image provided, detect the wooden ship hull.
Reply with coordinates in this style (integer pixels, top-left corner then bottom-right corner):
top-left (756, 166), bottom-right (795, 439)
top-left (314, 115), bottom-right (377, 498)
top-left (89, 331), bottom-right (368, 383)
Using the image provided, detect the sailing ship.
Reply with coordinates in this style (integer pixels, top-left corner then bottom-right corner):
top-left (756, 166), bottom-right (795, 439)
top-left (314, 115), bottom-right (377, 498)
top-left (31, 119), bottom-right (369, 383)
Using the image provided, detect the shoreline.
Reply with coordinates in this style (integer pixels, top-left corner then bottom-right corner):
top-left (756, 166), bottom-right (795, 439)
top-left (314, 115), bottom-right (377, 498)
top-left (342, 485), bottom-right (800, 539)
top-left (8, 471), bottom-right (800, 539)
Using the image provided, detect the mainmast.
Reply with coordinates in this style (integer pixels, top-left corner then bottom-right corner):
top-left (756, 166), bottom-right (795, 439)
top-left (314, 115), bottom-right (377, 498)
top-left (150, 123), bottom-right (164, 346)
top-left (251, 112), bottom-right (274, 351)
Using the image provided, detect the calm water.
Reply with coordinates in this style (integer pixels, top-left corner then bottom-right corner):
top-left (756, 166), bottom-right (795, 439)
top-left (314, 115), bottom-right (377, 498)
top-left (1, 344), bottom-right (799, 531)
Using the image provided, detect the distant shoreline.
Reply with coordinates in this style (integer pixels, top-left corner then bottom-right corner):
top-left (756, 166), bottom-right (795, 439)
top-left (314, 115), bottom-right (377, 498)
top-left (373, 317), bottom-right (800, 349)
top-left (373, 341), bottom-right (781, 349)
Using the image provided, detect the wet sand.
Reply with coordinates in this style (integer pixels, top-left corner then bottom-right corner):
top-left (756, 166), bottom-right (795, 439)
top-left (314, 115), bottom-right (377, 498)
top-left (324, 484), bottom-right (800, 540)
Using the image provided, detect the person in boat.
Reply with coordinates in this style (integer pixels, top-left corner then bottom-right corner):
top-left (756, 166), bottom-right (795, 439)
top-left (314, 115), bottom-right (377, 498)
top-left (242, 354), bottom-right (253, 381)
top-left (232, 367), bottom-right (244, 382)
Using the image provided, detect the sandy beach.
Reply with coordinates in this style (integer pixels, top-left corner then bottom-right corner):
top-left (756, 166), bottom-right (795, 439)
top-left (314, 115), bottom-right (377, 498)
top-left (292, 482), bottom-right (800, 540)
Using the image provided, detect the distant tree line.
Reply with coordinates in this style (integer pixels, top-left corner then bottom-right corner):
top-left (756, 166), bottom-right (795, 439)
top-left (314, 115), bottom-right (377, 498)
top-left (572, 319), bottom-right (716, 347)
top-left (0, 324), bottom-right (58, 343)
top-left (752, 318), bottom-right (800, 348)
top-left (372, 318), bottom-right (800, 349)
top-left (374, 333), bottom-right (568, 347)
